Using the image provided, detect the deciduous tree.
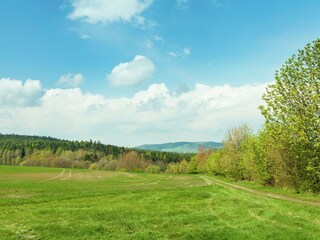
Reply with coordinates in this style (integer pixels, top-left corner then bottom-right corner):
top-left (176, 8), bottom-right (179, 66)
top-left (260, 39), bottom-right (320, 191)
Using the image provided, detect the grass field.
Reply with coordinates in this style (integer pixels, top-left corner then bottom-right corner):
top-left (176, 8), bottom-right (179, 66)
top-left (0, 166), bottom-right (319, 240)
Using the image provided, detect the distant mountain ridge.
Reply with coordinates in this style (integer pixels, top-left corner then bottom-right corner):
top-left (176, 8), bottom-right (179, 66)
top-left (136, 141), bottom-right (223, 153)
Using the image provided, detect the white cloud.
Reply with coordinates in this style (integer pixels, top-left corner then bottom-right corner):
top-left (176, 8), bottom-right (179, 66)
top-left (183, 48), bottom-right (191, 56)
top-left (0, 78), bottom-right (269, 146)
top-left (58, 73), bottom-right (85, 88)
top-left (69, 28), bottom-right (91, 39)
top-left (107, 55), bottom-right (155, 86)
top-left (153, 35), bottom-right (164, 42)
top-left (168, 48), bottom-right (191, 57)
top-left (168, 51), bottom-right (177, 57)
top-left (79, 33), bottom-right (91, 39)
top-left (144, 36), bottom-right (164, 49)
top-left (0, 78), bottom-right (42, 107)
top-left (68, 0), bottom-right (153, 25)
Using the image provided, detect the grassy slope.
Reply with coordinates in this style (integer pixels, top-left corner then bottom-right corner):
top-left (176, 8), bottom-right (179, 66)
top-left (0, 166), bottom-right (319, 240)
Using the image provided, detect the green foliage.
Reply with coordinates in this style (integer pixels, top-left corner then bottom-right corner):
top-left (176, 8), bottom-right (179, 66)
top-left (187, 157), bottom-right (198, 174)
top-left (207, 149), bottom-right (228, 176)
top-left (260, 39), bottom-right (320, 192)
top-left (178, 160), bottom-right (189, 174)
top-left (89, 163), bottom-right (98, 170)
top-left (215, 124), bottom-right (252, 180)
top-left (165, 163), bottom-right (179, 174)
top-left (145, 165), bottom-right (160, 173)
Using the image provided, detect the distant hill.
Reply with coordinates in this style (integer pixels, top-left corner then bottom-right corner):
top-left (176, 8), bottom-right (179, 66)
top-left (136, 141), bottom-right (223, 153)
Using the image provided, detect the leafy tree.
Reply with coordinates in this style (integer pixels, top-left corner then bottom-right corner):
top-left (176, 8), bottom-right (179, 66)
top-left (178, 160), bottom-right (189, 174)
top-left (223, 124), bottom-right (252, 179)
top-left (118, 151), bottom-right (145, 172)
top-left (260, 39), bottom-right (320, 191)
top-left (187, 157), bottom-right (198, 174)
top-left (194, 147), bottom-right (212, 173)
top-left (165, 163), bottom-right (179, 174)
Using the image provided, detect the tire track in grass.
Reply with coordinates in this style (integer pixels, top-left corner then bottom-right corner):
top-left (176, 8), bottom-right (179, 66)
top-left (96, 175), bottom-right (104, 180)
top-left (42, 169), bottom-right (65, 182)
top-left (200, 176), bottom-right (212, 186)
top-left (144, 175), bottom-right (174, 186)
top-left (61, 169), bottom-right (72, 181)
top-left (201, 175), bottom-right (320, 207)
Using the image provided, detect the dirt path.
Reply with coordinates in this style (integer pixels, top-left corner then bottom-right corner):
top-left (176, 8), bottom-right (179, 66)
top-left (42, 169), bottom-right (65, 181)
top-left (200, 176), bottom-right (320, 207)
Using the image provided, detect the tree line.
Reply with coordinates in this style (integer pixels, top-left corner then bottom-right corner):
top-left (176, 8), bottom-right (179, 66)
top-left (0, 134), bottom-right (193, 173)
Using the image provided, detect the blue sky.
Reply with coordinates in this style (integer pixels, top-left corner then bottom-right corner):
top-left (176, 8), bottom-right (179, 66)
top-left (0, 0), bottom-right (320, 146)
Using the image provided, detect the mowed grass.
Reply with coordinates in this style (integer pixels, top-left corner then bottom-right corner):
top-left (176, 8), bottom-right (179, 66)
top-left (0, 166), bottom-right (319, 240)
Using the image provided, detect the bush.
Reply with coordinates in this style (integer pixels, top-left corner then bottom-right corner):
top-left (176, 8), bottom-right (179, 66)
top-left (146, 165), bottom-right (160, 173)
top-left (89, 163), bottom-right (98, 170)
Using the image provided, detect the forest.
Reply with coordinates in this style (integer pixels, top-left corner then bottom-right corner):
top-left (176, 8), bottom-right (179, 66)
top-left (0, 134), bottom-right (193, 173)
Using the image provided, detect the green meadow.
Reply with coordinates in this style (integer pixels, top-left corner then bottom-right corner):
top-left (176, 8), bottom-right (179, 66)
top-left (0, 166), bottom-right (319, 240)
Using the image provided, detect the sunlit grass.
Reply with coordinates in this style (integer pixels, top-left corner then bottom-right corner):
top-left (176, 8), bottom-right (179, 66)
top-left (0, 166), bottom-right (319, 239)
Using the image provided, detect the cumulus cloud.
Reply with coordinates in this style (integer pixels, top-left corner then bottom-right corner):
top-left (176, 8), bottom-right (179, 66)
top-left (0, 78), bottom-right (42, 107)
top-left (68, 0), bottom-right (153, 25)
top-left (0, 78), bottom-right (269, 146)
top-left (107, 55), bottom-right (155, 86)
top-left (58, 73), bottom-right (85, 88)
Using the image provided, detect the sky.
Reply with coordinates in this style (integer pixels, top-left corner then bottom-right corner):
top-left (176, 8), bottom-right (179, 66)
top-left (0, 0), bottom-right (320, 147)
